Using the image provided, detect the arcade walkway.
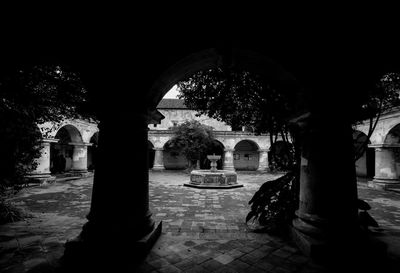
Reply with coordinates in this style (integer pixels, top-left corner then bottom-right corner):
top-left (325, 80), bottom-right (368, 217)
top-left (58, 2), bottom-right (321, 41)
top-left (1, 171), bottom-right (400, 272)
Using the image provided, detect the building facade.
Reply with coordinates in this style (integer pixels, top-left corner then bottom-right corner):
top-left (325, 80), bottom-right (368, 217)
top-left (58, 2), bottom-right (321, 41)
top-left (148, 99), bottom-right (270, 171)
top-left (29, 119), bottom-right (99, 182)
top-left (355, 107), bottom-right (400, 190)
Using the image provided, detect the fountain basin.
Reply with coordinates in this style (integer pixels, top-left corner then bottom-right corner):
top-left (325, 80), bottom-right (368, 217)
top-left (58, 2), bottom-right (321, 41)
top-left (184, 169), bottom-right (243, 189)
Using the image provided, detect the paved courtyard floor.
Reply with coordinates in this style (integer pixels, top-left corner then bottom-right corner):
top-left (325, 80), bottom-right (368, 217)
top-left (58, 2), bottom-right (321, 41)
top-left (1, 171), bottom-right (400, 272)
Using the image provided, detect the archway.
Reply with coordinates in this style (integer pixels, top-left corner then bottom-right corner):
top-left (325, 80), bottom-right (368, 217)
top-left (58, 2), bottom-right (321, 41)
top-left (200, 140), bottom-right (225, 170)
top-left (385, 123), bottom-right (400, 144)
top-left (148, 141), bottom-right (155, 169)
top-left (233, 140), bottom-right (259, 170)
top-left (87, 132), bottom-right (99, 171)
top-left (379, 123), bottom-right (400, 180)
top-left (353, 131), bottom-right (374, 178)
top-left (162, 140), bottom-right (187, 170)
top-left (50, 125), bottom-right (83, 174)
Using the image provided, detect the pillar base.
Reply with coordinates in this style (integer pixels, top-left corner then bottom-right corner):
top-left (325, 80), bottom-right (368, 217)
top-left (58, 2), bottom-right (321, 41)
top-left (67, 170), bottom-right (93, 178)
top-left (368, 178), bottom-right (400, 191)
top-left (291, 225), bottom-right (387, 269)
top-left (24, 173), bottom-right (56, 185)
top-left (152, 165), bottom-right (165, 171)
top-left (61, 221), bottom-right (162, 270)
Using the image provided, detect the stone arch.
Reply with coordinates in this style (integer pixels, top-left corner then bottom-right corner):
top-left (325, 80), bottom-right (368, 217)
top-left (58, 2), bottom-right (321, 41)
top-left (384, 123), bottom-right (400, 144)
top-left (50, 124), bottom-right (83, 173)
top-left (147, 48), bottom-right (299, 109)
top-left (162, 140), bottom-right (187, 170)
top-left (87, 132), bottom-right (99, 171)
top-left (234, 140), bottom-right (260, 170)
top-left (200, 139), bottom-right (225, 170)
top-left (148, 140), bottom-right (155, 169)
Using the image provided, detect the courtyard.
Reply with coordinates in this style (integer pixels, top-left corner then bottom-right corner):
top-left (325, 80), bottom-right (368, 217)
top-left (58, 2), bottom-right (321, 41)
top-left (1, 171), bottom-right (400, 272)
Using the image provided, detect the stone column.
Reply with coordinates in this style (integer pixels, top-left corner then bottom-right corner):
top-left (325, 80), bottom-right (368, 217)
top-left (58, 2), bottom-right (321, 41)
top-left (63, 109), bottom-right (161, 268)
top-left (368, 144), bottom-right (400, 190)
top-left (26, 138), bottom-right (58, 183)
top-left (291, 113), bottom-right (360, 263)
top-left (257, 149), bottom-right (269, 171)
top-left (69, 142), bottom-right (91, 174)
top-left (152, 148), bottom-right (165, 170)
top-left (223, 148), bottom-right (235, 170)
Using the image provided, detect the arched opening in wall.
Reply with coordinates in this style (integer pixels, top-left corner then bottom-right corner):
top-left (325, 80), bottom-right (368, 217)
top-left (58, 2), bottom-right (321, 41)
top-left (233, 140), bottom-right (259, 171)
top-left (148, 141), bottom-right (155, 169)
top-left (269, 140), bottom-right (294, 171)
top-left (50, 125), bottom-right (83, 174)
top-left (353, 131), bottom-right (374, 178)
top-left (163, 140), bottom-right (188, 170)
top-left (87, 132), bottom-right (99, 172)
top-left (200, 140), bottom-right (225, 170)
top-left (383, 123), bottom-right (400, 179)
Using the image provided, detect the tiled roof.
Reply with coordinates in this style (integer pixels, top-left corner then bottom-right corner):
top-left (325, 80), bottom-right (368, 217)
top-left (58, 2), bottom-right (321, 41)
top-left (157, 99), bottom-right (188, 109)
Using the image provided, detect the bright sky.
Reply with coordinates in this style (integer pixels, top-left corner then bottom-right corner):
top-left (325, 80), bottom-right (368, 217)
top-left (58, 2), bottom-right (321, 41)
top-left (163, 84), bottom-right (180, 99)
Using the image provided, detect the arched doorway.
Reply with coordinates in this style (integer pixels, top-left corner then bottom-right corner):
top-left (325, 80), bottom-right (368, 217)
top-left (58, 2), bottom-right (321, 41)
top-left (162, 140), bottom-right (187, 170)
top-left (233, 140), bottom-right (259, 170)
top-left (353, 131), bottom-right (374, 178)
top-left (200, 140), bottom-right (225, 170)
top-left (379, 123), bottom-right (400, 180)
top-left (87, 132), bottom-right (99, 171)
top-left (148, 141), bottom-right (155, 169)
top-left (50, 125), bottom-right (83, 174)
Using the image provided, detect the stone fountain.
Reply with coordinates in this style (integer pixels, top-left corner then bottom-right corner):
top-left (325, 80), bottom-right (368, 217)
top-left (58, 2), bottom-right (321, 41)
top-left (184, 154), bottom-right (243, 189)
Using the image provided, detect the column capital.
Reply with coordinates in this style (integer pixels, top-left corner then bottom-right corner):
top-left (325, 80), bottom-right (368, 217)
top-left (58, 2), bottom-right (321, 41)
top-left (42, 138), bottom-right (59, 144)
top-left (258, 149), bottom-right (269, 153)
top-left (224, 148), bottom-right (234, 152)
top-left (153, 147), bottom-right (164, 151)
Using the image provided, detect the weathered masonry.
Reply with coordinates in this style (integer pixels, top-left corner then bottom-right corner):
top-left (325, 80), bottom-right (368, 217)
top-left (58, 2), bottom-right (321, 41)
top-left (28, 119), bottom-right (98, 182)
top-left (10, 26), bottom-right (400, 269)
top-left (148, 99), bottom-right (270, 171)
top-left (355, 106), bottom-right (400, 190)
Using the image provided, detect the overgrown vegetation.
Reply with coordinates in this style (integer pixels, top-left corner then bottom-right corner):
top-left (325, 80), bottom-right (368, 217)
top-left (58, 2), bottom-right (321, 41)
top-left (177, 67), bottom-right (400, 233)
top-left (0, 64), bottom-right (93, 224)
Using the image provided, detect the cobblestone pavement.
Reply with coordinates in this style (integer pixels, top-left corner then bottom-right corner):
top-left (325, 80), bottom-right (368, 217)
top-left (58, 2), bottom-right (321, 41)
top-left (1, 171), bottom-right (400, 272)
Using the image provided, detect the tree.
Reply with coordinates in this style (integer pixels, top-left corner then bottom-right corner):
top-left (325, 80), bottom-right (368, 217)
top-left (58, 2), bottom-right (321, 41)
top-left (164, 120), bottom-right (215, 170)
top-left (0, 64), bottom-right (93, 187)
top-left (0, 64), bottom-right (93, 223)
top-left (177, 67), bottom-right (400, 233)
top-left (177, 67), bottom-right (301, 171)
top-left (352, 72), bottom-right (400, 161)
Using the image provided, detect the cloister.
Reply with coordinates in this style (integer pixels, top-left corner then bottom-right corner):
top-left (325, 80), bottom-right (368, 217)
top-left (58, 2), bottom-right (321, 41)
top-left (4, 23), bottom-right (400, 270)
top-left (355, 107), bottom-right (400, 190)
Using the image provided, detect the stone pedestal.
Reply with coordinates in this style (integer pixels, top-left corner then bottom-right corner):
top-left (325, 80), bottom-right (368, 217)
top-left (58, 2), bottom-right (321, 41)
top-left (257, 149), bottom-right (269, 171)
top-left (368, 144), bottom-right (400, 190)
top-left (26, 138), bottom-right (58, 184)
top-left (152, 148), bottom-right (165, 170)
top-left (223, 148), bottom-right (235, 170)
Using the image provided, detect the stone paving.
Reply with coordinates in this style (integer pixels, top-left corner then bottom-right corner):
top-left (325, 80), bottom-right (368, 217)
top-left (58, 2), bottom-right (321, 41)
top-left (1, 171), bottom-right (400, 272)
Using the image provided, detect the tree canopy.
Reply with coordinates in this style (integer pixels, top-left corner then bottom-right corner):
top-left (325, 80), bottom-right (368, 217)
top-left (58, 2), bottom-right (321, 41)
top-left (177, 67), bottom-right (400, 168)
top-left (0, 64), bottom-right (93, 186)
top-left (164, 120), bottom-right (215, 170)
top-left (177, 67), bottom-right (301, 170)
